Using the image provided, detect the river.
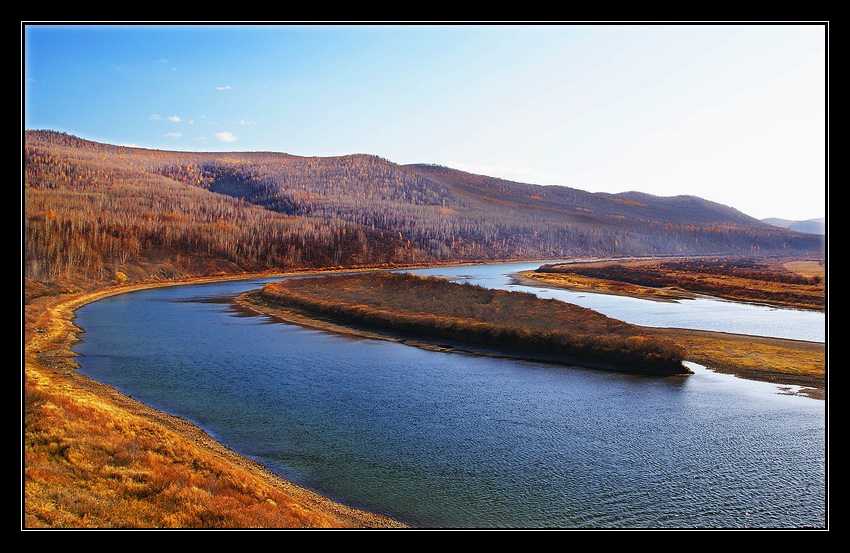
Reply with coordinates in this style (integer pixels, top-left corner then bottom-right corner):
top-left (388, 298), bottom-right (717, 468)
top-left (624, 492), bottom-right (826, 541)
top-left (71, 262), bottom-right (826, 528)
top-left (409, 261), bottom-right (824, 342)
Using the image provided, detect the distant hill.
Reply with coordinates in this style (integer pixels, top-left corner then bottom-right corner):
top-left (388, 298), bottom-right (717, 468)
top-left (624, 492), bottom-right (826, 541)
top-left (762, 217), bottom-right (825, 235)
top-left (23, 130), bottom-right (824, 287)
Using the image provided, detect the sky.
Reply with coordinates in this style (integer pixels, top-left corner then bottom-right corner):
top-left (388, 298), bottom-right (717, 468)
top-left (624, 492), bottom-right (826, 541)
top-left (22, 23), bottom-right (827, 221)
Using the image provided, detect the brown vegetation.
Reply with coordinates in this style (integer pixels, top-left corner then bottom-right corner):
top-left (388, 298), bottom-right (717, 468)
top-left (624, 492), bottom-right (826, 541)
top-left (517, 271), bottom-right (694, 302)
top-left (24, 132), bottom-right (426, 289)
top-left (259, 273), bottom-right (690, 376)
top-left (530, 257), bottom-right (825, 310)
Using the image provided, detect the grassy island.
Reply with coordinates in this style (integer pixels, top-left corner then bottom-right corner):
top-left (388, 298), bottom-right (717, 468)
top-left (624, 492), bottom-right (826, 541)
top-left (521, 257), bottom-right (825, 310)
top-left (257, 272), bottom-right (691, 376)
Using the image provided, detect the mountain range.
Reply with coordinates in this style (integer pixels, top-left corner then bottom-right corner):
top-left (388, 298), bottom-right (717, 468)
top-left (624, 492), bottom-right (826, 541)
top-left (762, 217), bottom-right (825, 235)
top-left (24, 130), bottom-right (824, 287)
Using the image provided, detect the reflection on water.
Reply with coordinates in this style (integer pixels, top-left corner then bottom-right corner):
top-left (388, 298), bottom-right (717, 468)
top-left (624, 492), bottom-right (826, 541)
top-left (72, 264), bottom-right (825, 528)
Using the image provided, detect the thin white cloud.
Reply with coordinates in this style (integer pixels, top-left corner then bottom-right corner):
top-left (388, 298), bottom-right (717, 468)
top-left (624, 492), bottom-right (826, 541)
top-left (168, 115), bottom-right (182, 123)
top-left (216, 85), bottom-right (232, 90)
top-left (157, 59), bottom-right (169, 64)
top-left (150, 114), bottom-right (163, 120)
top-left (215, 131), bottom-right (238, 143)
top-left (166, 132), bottom-right (183, 138)
top-left (239, 119), bottom-right (257, 126)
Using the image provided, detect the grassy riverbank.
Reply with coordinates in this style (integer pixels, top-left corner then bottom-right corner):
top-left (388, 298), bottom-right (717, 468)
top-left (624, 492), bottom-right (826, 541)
top-left (258, 272), bottom-right (691, 376)
top-left (23, 275), bottom-right (406, 529)
top-left (649, 328), bottom-right (825, 399)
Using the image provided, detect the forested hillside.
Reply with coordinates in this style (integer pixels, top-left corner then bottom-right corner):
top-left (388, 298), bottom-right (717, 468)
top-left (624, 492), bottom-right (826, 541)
top-left (24, 132), bottom-right (422, 289)
top-left (24, 130), bottom-right (824, 289)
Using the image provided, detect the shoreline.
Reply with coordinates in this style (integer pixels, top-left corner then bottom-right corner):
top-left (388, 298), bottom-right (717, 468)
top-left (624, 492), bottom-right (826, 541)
top-left (512, 271), bottom-right (826, 313)
top-left (649, 327), bottom-right (825, 399)
top-left (24, 268), bottom-right (411, 529)
top-left (513, 254), bottom-right (825, 314)
top-left (510, 271), bottom-right (694, 304)
top-left (235, 290), bottom-right (691, 376)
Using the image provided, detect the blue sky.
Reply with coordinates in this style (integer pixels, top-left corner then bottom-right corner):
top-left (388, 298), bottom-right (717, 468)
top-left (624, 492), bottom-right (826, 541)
top-left (23, 23), bottom-right (827, 221)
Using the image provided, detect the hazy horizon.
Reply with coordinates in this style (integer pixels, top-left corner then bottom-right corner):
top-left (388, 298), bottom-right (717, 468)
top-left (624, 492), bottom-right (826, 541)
top-left (23, 23), bottom-right (827, 222)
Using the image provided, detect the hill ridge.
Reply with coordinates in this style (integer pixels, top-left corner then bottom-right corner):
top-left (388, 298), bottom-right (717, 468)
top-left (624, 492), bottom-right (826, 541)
top-left (762, 217), bottom-right (825, 235)
top-left (24, 129), bottom-right (824, 288)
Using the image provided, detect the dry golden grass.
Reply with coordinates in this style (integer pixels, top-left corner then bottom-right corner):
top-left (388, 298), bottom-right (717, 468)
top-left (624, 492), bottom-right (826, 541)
top-left (23, 285), bottom-right (404, 529)
top-left (517, 271), bottom-right (693, 301)
top-left (650, 327), bottom-right (825, 399)
top-left (783, 259), bottom-right (826, 280)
